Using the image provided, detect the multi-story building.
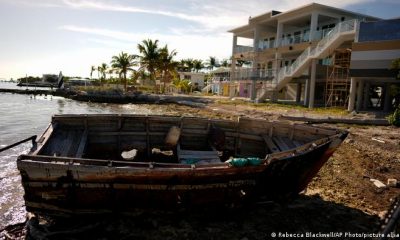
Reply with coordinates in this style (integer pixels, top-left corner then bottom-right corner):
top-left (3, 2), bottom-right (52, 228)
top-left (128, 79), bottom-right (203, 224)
top-left (228, 3), bottom-right (383, 109)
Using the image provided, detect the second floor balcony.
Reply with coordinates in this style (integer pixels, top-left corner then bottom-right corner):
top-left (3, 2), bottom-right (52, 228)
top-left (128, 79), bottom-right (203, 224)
top-left (234, 26), bottom-right (338, 55)
top-left (231, 68), bottom-right (277, 81)
top-left (234, 45), bottom-right (254, 54)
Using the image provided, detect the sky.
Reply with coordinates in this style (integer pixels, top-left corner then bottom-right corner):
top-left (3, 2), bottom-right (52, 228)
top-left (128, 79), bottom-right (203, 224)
top-left (0, 0), bottom-right (399, 80)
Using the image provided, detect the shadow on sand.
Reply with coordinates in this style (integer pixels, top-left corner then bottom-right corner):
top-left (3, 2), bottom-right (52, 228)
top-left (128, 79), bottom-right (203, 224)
top-left (3, 195), bottom-right (380, 240)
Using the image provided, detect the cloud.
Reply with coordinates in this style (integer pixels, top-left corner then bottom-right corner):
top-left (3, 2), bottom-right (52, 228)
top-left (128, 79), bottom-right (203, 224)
top-left (59, 24), bottom-right (232, 60)
top-left (59, 0), bottom-right (375, 32)
top-left (0, 0), bottom-right (64, 8)
top-left (4, 0), bottom-right (377, 33)
top-left (60, 0), bottom-right (248, 32)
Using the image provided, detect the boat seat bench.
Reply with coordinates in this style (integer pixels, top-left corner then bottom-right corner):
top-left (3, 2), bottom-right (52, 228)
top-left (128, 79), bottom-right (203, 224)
top-left (176, 143), bottom-right (221, 165)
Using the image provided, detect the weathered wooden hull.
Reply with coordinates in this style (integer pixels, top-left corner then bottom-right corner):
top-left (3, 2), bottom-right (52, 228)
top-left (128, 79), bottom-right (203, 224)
top-left (18, 139), bottom-right (343, 215)
top-left (16, 114), bottom-right (347, 215)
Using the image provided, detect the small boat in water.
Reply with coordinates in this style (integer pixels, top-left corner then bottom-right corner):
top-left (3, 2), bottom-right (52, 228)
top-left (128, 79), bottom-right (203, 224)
top-left (17, 114), bottom-right (347, 215)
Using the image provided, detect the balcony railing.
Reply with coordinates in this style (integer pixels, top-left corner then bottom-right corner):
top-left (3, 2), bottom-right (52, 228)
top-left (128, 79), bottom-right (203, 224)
top-left (258, 40), bottom-right (276, 50)
top-left (231, 68), bottom-right (276, 81)
top-left (276, 19), bottom-right (357, 85)
top-left (276, 27), bottom-right (336, 47)
top-left (234, 23), bottom-right (347, 55)
top-left (234, 45), bottom-right (253, 54)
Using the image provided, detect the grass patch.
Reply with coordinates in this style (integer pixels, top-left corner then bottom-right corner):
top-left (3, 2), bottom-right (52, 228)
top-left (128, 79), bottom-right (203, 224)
top-left (135, 85), bottom-right (155, 93)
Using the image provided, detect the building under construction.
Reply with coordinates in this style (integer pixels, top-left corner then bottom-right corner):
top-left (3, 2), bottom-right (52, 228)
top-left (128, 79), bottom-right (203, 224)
top-left (227, 3), bottom-right (400, 112)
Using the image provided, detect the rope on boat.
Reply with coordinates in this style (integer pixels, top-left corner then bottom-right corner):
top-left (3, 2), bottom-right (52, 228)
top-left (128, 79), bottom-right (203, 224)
top-left (0, 135), bottom-right (37, 153)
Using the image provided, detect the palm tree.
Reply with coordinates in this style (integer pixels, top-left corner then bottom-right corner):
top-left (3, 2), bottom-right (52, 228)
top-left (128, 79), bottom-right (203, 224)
top-left (108, 69), bottom-right (115, 83)
top-left (184, 58), bottom-right (194, 72)
top-left (111, 52), bottom-right (138, 91)
top-left (193, 59), bottom-right (204, 72)
top-left (158, 45), bottom-right (178, 93)
top-left (99, 63), bottom-right (108, 83)
top-left (177, 59), bottom-right (188, 72)
top-left (207, 56), bottom-right (219, 70)
top-left (221, 59), bottom-right (230, 68)
top-left (137, 39), bottom-right (160, 83)
top-left (173, 78), bottom-right (191, 93)
top-left (90, 65), bottom-right (96, 79)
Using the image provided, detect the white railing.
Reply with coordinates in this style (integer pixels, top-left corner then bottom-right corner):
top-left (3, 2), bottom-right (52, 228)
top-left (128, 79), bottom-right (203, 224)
top-left (202, 84), bottom-right (212, 92)
top-left (234, 45), bottom-right (254, 54)
top-left (277, 26), bottom-right (340, 47)
top-left (256, 19), bottom-right (357, 100)
top-left (259, 40), bottom-right (276, 50)
top-left (231, 68), bottom-right (276, 81)
top-left (276, 19), bottom-right (357, 84)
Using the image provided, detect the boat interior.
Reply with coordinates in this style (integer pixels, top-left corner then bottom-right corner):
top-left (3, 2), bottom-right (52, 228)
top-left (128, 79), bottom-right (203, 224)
top-left (34, 115), bottom-right (339, 165)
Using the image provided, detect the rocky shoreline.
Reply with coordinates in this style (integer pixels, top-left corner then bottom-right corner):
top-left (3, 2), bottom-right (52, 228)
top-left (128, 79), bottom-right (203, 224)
top-left (0, 88), bottom-right (212, 106)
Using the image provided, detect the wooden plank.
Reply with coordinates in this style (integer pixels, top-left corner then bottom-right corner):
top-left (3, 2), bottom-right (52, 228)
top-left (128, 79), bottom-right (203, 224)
top-left (18, 154), bottom-right (198, 169)
top-left (177, 143), bottom-right (182, 156)
top-left (67, 130), bottom-right (83, 157)
top-left (239, 133), bottom-right (263, 141)
top-left (192, 159), bottom-right (221, 164)
top-left (180, 155), bottom-right (219, 160)
top-left (179, 150), bottom-right (218, 156)
top-left (91, 132), bottom-right (165, 136)
top-left (177, 143), bottom-right (220, 163)
top-left (146, 117), bottom-right (151, 157)
top-left (234, 122), bottom-right (239, 156)
top-left (272, 137), bottom-right (290, 151)
top-left (33, 123), bottom-right (55, 155)
top-left (262, 135), bottom-right (280, 153)
top-left (60, 131), bottom-right (75, 157)
top-left (180, 155), bottom-right (220, 160)
top-left (75, 129), bottom-right (88, 158)
top-left (281, 137), bottom-right (296, 149)
top-left (293, 124), bottom-right (336, 136)
top-left (289, 127), bottom-right (295, 140)
top-left (279, 115), bottom-right (389, 126)
top-left (292, 140), bottom-right (303, 147)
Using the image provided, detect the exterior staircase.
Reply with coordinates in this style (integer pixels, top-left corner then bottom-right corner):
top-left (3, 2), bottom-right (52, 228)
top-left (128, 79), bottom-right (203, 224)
top-left (256, 19), bottom-right (358, 101)
top-left (202, 84), bottom-right (212, 93)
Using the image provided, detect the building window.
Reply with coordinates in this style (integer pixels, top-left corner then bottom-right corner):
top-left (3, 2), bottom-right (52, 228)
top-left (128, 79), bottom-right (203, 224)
top-left (303, 29), bottom-right (310, 42)
top-left (294, 31), bottom-right (301, 43)
top-left (269, 37), bottom-right (275, 48)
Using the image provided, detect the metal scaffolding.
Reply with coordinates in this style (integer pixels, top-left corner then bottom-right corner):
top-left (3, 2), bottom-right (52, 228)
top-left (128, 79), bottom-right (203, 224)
top-left (325, 49), bottom-right (351, 107)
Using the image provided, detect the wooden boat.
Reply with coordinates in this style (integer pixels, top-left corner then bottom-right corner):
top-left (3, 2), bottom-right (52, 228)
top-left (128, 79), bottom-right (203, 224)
top-left (17, 114), bottom-right (347, 215)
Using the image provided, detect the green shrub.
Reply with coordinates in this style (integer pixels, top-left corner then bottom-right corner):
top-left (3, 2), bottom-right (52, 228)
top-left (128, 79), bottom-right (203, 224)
top-left (387, 106), bottom-right (400, 126)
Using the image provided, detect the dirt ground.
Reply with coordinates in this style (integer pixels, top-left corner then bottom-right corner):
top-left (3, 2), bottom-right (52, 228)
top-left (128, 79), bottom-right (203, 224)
top-left (2, 101), bottom-right (399, 240)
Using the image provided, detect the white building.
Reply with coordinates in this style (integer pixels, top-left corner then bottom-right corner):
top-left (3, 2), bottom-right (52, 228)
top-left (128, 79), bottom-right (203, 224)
top-left (229, 3), bottom-right (381, 109)
top-left (178, 72), bottom-right (206, 91)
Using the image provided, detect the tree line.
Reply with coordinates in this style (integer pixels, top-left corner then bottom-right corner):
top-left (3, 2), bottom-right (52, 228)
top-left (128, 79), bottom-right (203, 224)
top-left (91, 39), bottom-right (232, 92)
